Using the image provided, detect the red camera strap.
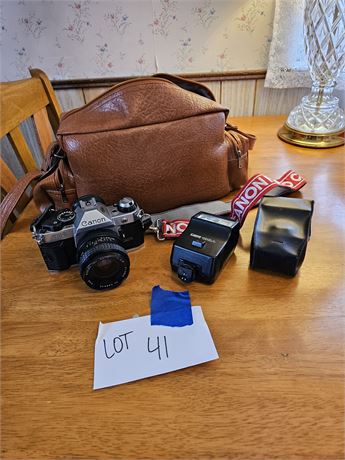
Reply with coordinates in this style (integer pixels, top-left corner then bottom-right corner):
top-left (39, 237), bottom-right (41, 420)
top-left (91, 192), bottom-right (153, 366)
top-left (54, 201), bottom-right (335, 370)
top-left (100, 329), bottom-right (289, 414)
top-left (160, 219), bottom-right (190, 239)
top-left (228, 170), bottom-right (307, 226)
top-left (156, 170), bottom-right (307, 239)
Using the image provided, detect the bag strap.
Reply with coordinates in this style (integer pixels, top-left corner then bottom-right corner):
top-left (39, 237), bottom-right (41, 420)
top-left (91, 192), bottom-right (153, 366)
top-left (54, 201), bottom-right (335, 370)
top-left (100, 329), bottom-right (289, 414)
top-left (228, 170), bottom-right (307, 225)
top-left (0, 170), bottom-right (41, 237)
top-left (0, 142), bottom-right (64, 237)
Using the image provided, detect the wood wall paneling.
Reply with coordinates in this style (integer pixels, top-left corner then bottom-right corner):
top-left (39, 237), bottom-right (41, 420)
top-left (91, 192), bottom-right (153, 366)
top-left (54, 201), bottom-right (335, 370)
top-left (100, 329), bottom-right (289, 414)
top-left (55, 89), bottom-right (85, 112)
top-left (1, 117), bottom-right (48, 184)
top-left (83, 88), bottom-right (109, 104)
top-left (0, 136), bottom-right (25, 179)
top-left (52, 71), bottom-right (345, 115)
top-left (203, 81), bottom-right (221, 103)
top-left (7, 127), bottom-right (37, 172)
top-left (18, 118), bottom-right (43, 166)
top-left (221, 80), bottom-right (256, 117)
top-left (55, 79), bottom-right (327, 117)
top-left (254, 80), bottom-right (308, 116)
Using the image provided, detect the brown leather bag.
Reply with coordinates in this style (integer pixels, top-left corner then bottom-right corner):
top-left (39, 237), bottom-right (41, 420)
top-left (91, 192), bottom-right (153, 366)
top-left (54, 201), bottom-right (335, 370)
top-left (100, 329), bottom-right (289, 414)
top-left (34, 74), bottom-right (256, 214)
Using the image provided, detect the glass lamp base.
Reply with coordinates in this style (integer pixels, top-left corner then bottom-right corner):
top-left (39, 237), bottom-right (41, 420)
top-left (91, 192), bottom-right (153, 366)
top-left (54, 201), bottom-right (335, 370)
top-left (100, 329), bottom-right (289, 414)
top-left (278, 123), bottom-right (345, 148)
top-left (286, 91), bottom-right (345, 133)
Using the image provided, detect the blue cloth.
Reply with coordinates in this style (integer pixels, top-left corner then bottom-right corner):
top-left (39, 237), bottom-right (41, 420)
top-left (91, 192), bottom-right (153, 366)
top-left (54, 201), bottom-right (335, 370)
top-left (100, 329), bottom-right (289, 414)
top-left (150, 285), bottom-right (193, 327)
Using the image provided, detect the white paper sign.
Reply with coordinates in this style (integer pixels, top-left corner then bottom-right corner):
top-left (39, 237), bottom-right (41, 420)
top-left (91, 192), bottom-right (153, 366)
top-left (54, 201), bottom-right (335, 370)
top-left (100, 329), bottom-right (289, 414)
top-left (93, 306), bottom-right (218, 389)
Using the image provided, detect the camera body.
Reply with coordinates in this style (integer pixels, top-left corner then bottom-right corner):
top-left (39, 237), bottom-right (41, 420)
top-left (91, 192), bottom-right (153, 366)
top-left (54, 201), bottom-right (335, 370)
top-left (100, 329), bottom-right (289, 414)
top-left (170, 212), bottom-right (240, 284)
top-left (31, 196), bottom-right (151, 290)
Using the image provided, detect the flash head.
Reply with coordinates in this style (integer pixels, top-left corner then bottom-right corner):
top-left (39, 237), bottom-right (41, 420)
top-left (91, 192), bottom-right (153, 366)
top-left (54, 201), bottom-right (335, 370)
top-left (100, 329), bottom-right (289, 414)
top-left (171, 212), bottom-right (240, 284)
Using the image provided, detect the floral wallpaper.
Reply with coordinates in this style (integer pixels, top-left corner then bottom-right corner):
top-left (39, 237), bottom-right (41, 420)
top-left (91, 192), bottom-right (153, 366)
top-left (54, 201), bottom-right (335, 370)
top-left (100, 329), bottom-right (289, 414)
top-left (0, 0), bottom-right (275, 81)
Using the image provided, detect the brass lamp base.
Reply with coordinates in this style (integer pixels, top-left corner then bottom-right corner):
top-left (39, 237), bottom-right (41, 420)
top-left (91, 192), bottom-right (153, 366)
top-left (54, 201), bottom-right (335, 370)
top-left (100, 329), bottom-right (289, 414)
top-left (278, 124), bottom-right (345, 148)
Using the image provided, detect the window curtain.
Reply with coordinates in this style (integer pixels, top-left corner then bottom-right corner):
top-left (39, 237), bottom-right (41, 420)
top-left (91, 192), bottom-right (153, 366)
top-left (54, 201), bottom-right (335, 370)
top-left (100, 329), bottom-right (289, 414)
top-left (265, 0), bottom-right (345, 89)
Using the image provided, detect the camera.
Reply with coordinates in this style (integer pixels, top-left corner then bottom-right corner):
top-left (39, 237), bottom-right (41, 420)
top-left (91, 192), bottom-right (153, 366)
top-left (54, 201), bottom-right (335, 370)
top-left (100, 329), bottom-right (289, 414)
top-left (31, 196), bottom-right (151, 290)
top-left (170, 212), bottom-right (240, 284)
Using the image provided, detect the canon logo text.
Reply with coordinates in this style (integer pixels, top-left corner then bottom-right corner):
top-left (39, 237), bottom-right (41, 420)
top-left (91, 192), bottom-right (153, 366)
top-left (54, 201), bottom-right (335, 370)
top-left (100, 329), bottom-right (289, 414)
top-left (81, 217), bottom-right (107, 227)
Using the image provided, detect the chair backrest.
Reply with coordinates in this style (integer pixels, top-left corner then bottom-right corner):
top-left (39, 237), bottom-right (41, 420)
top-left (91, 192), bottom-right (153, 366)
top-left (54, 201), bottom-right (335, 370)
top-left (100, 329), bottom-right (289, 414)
top-left (0, 68), bottom-right (61, 238)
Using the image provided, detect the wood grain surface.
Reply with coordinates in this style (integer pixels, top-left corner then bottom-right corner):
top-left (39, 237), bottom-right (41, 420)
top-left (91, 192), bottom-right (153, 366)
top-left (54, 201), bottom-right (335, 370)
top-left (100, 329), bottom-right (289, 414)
top-left (1, 116), bottom-right (344, 460)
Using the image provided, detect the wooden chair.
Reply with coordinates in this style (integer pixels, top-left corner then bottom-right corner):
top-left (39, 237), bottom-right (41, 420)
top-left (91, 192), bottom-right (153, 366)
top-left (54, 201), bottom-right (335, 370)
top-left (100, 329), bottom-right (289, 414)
top-left (0, 68), bottom-right (61, 238)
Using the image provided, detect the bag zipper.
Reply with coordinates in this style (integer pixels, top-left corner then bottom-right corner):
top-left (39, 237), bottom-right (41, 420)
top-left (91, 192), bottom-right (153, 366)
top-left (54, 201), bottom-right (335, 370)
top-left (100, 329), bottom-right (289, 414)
top-left (225, 131), bottom-right (244, 168)
top-left (56, 168), bottom-right (68, 203)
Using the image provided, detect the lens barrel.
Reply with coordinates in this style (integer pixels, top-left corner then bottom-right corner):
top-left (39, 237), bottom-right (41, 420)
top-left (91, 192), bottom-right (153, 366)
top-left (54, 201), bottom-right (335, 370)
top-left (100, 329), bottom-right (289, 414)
top-left (78, 231), bottom-right (130, 290)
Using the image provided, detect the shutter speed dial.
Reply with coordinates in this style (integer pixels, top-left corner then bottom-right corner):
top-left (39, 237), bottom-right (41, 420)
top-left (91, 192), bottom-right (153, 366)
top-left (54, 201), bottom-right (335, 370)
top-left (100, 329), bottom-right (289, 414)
top-left (57, 210), bottom-right (75, 224)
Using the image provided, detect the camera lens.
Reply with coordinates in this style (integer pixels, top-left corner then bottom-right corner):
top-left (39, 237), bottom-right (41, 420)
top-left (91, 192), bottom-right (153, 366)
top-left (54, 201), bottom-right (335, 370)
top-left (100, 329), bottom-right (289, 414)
top-left (91, 257), bottom-right (120, 278)
top-left (78, 231), bottom-right (130, 290)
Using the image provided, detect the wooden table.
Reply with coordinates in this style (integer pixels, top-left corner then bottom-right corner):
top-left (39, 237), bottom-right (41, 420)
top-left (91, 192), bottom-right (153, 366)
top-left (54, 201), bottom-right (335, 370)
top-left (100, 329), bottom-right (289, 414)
top-left (1, 116), bottom-right (344, 460)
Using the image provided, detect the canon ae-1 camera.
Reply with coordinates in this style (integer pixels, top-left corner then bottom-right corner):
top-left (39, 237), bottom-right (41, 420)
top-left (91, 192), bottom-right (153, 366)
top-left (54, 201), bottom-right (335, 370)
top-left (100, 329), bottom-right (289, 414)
top-left (31, 196), bottom-right (151, 290)
top-left (171, 212), bottom-right (240, 284)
